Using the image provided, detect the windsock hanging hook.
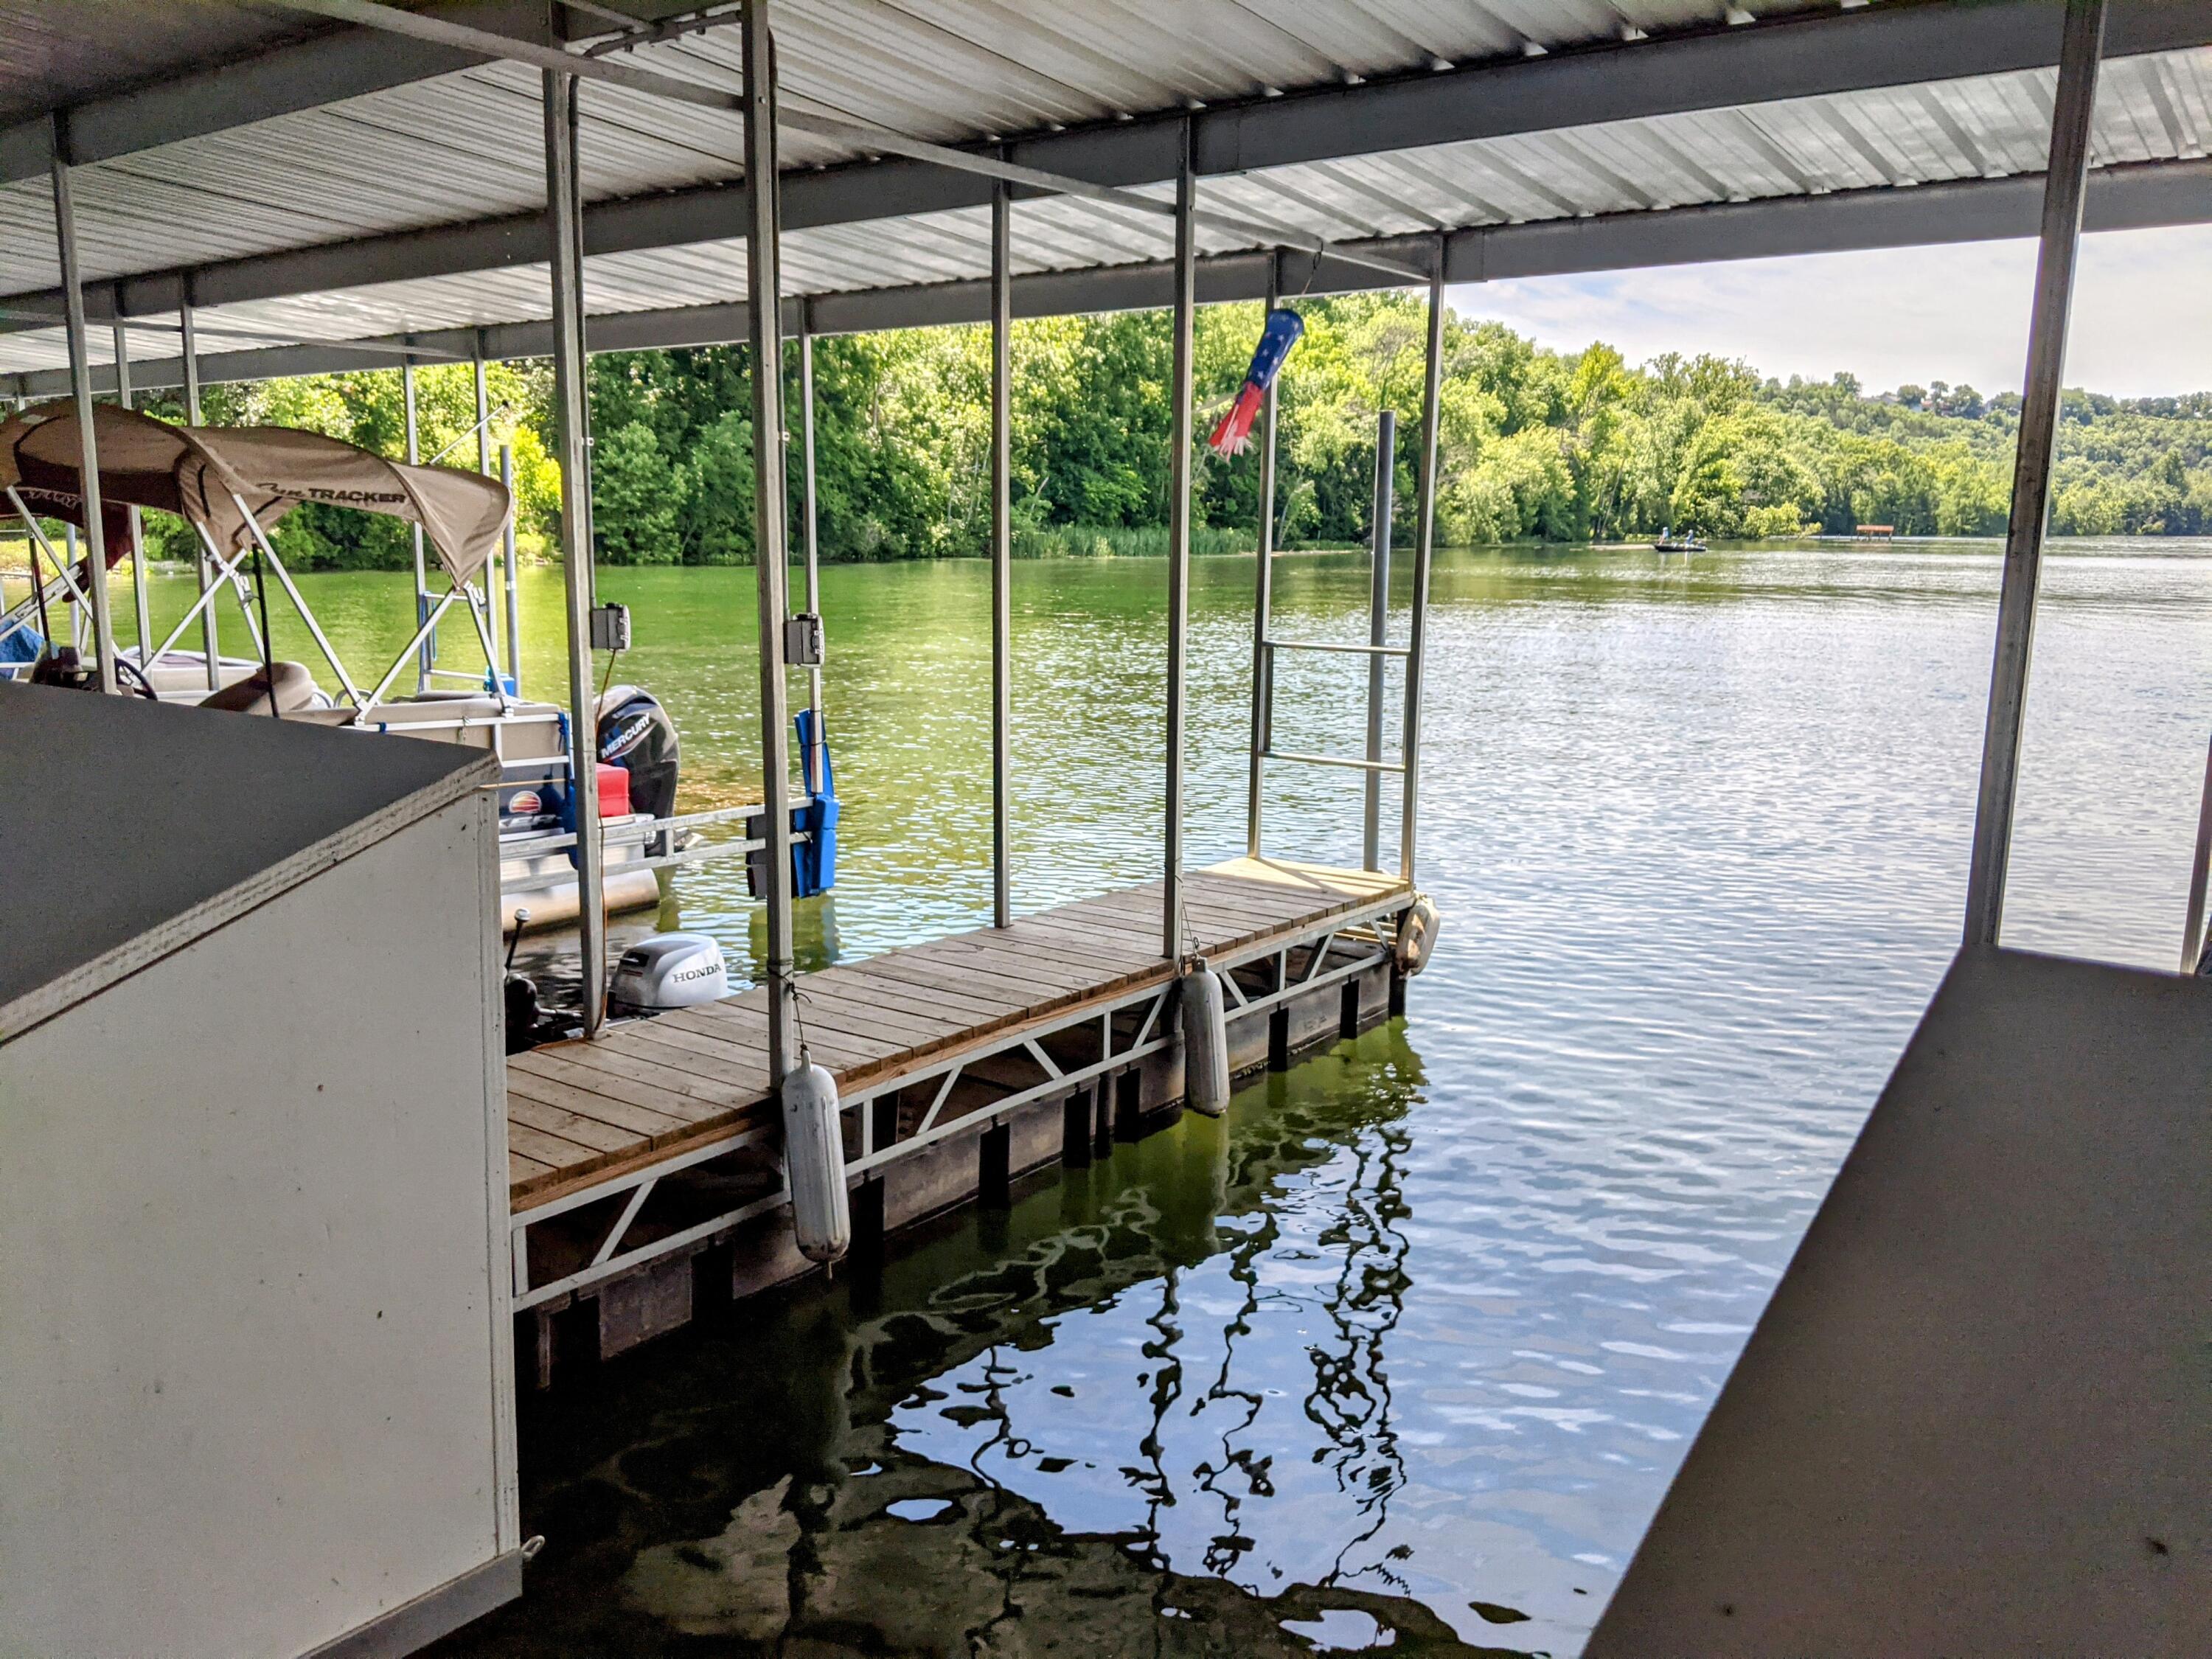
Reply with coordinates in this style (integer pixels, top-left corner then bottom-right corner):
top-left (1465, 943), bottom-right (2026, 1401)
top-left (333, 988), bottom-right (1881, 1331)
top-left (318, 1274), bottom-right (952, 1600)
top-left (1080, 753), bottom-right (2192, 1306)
top-left (1208, 305), bottom-right (1304, 457)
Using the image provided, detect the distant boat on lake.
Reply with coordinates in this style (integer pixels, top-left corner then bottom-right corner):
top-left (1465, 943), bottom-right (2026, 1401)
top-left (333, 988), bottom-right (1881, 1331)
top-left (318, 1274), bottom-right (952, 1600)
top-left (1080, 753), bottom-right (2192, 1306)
top-left (1654, 526), bottom-right (1706, 553)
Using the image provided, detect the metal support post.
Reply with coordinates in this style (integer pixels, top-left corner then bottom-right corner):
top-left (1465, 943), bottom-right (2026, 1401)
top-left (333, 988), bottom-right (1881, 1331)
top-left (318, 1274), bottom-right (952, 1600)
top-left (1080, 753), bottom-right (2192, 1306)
top-left (544, 66), bottom-right (608, 1037)
top-left (1362, 409), bottom-right (1397, 872)
top-left (180, 291), bottom-right (220, 690)
top-left (990, 177), bottom-right (1013, 928)
top-left (744, 0), bottom-right (799, 1081)
top-left (474, 335), bottom-right (501, 684)
top-left (567, 79), bottom-right (595, 611)
top-left (65, 524), bottom-right (82, 650)
top-left (111, 320), bottom-right (152, 674)
top-left (501, 442), bottom-right (521, 692)
top-left (798, 304), bottom-right (821, 728)
top-left (50, 125), bottom-right (116, 693)
top-left (403, 357), bottom-right (431, 689)
top-left (1163, 121), bottom-right (1196, 963)
top-left (1963, 0), bottom-right (2107, 949)
top-left (1400, 234), bottom-right (1444, 884)
top-left (1245, 253), bottom-right (1281, 860)
top-left (2182, 731), bottom-right (2212, 972)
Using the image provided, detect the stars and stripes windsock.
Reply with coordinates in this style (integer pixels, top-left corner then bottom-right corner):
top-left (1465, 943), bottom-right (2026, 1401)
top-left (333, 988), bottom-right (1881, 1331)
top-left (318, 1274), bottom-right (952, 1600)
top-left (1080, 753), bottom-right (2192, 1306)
top-left (1208, 306), bottom-right (1305, 456)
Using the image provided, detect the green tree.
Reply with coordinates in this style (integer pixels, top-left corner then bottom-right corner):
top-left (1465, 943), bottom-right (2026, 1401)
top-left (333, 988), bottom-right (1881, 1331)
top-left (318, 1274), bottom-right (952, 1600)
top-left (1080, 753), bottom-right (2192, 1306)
top-left (591, 422), bottom-right (679, 564)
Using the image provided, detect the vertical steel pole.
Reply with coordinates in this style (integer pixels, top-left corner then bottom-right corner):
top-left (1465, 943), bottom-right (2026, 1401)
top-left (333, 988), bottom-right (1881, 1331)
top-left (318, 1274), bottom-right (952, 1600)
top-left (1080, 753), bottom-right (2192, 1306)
top-left (180, 288), bottom-right (219, 690)
top-left (474, 335), bottom-right (501, 684)
top-left (1163, 121), bottom-right (1197, 963)
top-left (990, 176), bottom-right (1013, 929)
top-left (544, 66), bottom-right (608, 1037)
top-left (501, 442), bottom-right (521, 692)
top-left (798, 301), bottom-right (822, 727)
top-left (1245, 254), bottom-right (1280, 861)
top-left (744, 0), bottom-right (799, 1081)
top-left (113, 318), bottom-right (151, 675)
top-left (50, 125), bottom-right (116, 694)
top-left (403, 357), bottom-right (431, 690)
top-left (1401, 236), bottom-right (1444, 884)
top-left (1963, 0), bottom-right (2107, 949)
top-left (2181, 731), bottom-right (2212, 972)
top-left (567, 81), bottom-right (597, 609)
top-left (1362, 410), bottom-right (1397, 872)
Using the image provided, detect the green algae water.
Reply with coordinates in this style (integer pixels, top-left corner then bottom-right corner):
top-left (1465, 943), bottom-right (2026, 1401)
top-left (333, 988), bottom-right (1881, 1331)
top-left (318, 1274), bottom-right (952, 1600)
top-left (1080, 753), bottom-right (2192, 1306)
top-left (119, 540), bottom-right (2212, 1653)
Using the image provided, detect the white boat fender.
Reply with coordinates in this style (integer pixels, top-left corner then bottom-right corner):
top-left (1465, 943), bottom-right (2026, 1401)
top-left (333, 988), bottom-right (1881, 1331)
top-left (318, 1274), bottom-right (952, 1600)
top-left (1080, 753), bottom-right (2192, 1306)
top-left (1395, 894), bottom-right (1441, 977)
top-left (1180, 959), bottom-right (1232, 1118)
top-left (781, 1045), bottom-right (851, 1265)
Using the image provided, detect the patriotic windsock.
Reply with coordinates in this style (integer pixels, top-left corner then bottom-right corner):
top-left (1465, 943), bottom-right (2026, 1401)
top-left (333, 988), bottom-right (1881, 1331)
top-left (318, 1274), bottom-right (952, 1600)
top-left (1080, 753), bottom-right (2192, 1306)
top-left (1208, 306), bottom-right (1305, 456)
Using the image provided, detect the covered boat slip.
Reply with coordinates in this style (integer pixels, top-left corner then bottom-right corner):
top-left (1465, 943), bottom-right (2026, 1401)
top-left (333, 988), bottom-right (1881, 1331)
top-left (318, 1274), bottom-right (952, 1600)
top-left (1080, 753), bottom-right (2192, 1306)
top-left (506, 858), bottom-right (1412, 1340)
top-left (0, 1), bottom-right (2207, 1654)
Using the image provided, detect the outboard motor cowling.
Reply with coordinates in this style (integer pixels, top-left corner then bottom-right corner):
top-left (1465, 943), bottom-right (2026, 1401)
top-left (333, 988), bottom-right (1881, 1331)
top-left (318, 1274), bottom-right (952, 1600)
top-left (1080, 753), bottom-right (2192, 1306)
top-left (611, 933), bottom-right (728, 1010)
top-left (596, 684), bottom-right (680, 822)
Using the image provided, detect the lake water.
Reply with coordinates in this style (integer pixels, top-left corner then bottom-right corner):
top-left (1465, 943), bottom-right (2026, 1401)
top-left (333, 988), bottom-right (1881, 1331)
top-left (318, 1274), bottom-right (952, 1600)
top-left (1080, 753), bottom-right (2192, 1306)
top-left (122, 540), bottom-right (2212, 1654)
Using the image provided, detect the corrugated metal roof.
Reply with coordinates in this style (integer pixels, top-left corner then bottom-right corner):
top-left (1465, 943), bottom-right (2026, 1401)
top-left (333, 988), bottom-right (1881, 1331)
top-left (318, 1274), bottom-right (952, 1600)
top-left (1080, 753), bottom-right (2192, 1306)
top-left (0, 0), bottom-right (1828, 293)
top-left (0, 4), bottom-right (2199, 378)
top-left (0, 39), bottom-right (2197, 380)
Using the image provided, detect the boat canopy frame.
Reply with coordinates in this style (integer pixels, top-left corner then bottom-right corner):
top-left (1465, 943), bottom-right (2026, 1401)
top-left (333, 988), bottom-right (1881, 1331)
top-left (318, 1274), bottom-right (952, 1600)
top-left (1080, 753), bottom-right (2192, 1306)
top-left (0, 397), bottom-right (515, 725)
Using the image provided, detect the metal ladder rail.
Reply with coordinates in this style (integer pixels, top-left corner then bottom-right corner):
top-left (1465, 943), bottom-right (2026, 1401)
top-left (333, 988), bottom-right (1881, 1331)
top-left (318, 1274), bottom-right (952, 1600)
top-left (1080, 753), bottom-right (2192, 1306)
top-left (1249, 411), bottom-right (1419, 872)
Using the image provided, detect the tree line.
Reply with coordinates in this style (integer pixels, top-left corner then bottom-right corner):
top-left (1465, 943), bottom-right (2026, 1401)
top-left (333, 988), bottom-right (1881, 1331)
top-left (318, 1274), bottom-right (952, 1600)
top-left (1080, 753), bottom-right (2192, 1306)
top-left (136, 293), bottom-right (2212, 571)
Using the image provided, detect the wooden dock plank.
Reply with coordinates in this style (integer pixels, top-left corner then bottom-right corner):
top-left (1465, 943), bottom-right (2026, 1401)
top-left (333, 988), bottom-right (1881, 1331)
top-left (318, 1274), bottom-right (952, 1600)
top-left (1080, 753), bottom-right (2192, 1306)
top-left (588, 1023), bottom-right (781, 1094)
top-left (968, 927), bottom-right (1159, 978)
top-left (505, 1071), bottom-right (693, 1146)
top-left (509, 858), bottom-right (1409, 1211)
top-left (849, 949), bottom-right (1091, 1013)
top-left (793, 992), bottom-right (968, 1048)
top-left (508, 1119), bottom-right (609, 1172)
top-left (517, 1045), bottom-right (756, 1114)
top-left (933, 935), bottom-right (1152, 992)
top-left (804, 965), bottom-right (1019, 1027)
top-left (509, 1094), bottom-right (647, 1158)
top-left (678, 1002), bottom-right (888, 1069)
top-left (832, 955), bottom-right (1038, 1004)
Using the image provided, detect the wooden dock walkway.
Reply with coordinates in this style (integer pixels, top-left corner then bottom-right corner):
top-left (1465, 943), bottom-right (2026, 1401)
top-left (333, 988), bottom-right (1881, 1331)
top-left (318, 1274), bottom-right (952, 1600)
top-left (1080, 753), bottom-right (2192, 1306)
top-left (505, 858), bottom-right (1409, 1211)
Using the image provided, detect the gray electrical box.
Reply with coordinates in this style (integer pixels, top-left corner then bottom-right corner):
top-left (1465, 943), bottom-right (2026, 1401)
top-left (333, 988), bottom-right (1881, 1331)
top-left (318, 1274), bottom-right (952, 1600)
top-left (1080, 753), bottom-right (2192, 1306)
top-left (589, 602), bottom-right (632, 653)
top-left (784, 612), bottom-right (824, 667)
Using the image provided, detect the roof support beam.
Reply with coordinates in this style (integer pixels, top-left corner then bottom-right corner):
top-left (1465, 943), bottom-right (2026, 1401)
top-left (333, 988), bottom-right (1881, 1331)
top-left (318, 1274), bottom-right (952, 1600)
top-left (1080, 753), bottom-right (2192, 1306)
top-left (0, 1), bottom-right (554, 186)
top-left (6, 0), bottom-right (2206, 332)
top-left (7, 155), bottom-right (2205, 400)
top-left (264, 0), bottom-right (1427, 283)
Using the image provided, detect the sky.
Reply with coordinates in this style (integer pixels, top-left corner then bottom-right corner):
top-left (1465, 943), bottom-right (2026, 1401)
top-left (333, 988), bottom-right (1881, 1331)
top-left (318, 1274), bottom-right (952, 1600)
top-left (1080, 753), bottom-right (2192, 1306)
top-left (1447, 223), bottom-right (2212, 402)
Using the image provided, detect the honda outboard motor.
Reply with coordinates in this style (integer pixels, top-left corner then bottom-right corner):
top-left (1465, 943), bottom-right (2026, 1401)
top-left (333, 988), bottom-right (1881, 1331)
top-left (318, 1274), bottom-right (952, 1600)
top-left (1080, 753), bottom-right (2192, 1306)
top-left (611, 933), bottom-right (729, 1011)
top-left (596, 684), bottom-right (680, 822)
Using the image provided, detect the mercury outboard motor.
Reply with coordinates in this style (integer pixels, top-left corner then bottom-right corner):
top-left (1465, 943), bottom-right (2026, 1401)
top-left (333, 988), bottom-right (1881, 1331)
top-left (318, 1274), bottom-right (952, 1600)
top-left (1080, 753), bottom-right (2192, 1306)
top-left (596, 684), bottom-right (680, 822)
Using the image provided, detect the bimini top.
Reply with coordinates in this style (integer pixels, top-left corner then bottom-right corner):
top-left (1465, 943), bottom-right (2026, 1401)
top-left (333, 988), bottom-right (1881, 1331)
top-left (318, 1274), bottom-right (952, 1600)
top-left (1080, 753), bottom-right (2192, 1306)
top-left (0, 400), bottom-right (509, 587)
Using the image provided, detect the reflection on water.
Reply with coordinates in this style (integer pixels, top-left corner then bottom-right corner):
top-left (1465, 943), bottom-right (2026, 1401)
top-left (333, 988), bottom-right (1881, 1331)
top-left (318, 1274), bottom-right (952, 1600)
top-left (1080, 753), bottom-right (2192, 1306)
top-left (439, 1029), bottom-right (1536, 1657)
top-left (167, 538), bottom-right (2212, 1655)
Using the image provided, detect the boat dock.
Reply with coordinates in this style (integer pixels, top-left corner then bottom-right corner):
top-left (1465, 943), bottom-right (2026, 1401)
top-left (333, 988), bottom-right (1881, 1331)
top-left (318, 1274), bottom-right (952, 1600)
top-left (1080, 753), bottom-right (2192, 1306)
top-left (507, 858), bottom-right (1411, 1377)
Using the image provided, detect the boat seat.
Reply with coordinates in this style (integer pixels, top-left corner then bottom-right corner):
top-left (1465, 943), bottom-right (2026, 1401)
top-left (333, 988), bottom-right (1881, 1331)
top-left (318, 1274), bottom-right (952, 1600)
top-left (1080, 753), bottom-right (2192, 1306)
top-left (197, 661), bottom-right (321, 716)
top-left (294, 694), bottom-right (570, 762)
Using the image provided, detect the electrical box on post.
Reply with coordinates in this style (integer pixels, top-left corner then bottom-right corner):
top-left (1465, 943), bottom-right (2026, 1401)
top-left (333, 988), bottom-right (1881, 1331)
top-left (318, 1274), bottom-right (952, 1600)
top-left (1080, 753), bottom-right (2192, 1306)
top-left (589, 603), bottom-right (632, 653)
top-left (784, 613), bottom-right (824, 667)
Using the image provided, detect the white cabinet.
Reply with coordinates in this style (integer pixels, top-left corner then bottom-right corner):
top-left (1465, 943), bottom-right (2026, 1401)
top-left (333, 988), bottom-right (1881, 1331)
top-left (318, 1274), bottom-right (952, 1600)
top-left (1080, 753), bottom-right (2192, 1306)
top-left (1, 683), bottom-right (521, 1659)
